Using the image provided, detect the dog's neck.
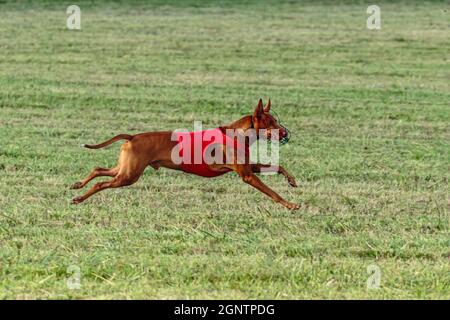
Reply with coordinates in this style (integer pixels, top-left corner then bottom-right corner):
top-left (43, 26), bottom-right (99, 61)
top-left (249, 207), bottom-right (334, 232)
top-left (219, 115), bottom-right (253, 134)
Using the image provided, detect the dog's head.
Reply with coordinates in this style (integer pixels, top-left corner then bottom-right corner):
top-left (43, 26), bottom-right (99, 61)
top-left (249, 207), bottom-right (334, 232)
top-left (252, 99), bottom-right (289, 144)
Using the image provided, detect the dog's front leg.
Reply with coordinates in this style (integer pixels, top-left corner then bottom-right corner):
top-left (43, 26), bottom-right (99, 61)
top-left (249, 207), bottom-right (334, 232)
top-left (251, 164), bottom-right (297, 187)
top-left (237, 166), bottom-right (299, 210)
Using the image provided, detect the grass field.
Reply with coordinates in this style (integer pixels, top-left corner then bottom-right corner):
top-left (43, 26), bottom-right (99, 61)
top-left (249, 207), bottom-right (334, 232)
top-left (0, 0), bottom-right (449, 299)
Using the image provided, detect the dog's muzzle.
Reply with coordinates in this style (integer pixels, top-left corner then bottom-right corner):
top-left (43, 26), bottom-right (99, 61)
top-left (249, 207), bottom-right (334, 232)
top-left (271, 109), bottom-right (290, 146)
top-left (279, 124), bottom-right (290, 145)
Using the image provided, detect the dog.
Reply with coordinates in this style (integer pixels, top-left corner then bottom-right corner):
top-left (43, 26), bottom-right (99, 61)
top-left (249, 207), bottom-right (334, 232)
top-left (71, 99), bottom-right (300, 210)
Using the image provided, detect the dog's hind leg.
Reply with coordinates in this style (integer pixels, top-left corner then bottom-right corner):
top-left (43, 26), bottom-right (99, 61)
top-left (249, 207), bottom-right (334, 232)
top-left (72, 177), bottom-right (120, 204)
top-left (71, 169), bottom-right (143, 204)
top-left (72, 144), bottom-right (147, 204)
top-left (71, 166), bottom-right (119, 189)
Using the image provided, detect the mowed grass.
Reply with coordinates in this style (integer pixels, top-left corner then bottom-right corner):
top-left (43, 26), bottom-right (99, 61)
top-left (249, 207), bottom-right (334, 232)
top-left (0, 0), bottom-right (449, 299)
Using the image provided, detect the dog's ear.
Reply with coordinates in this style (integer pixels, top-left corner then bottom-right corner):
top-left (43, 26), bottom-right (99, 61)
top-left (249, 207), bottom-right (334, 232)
top-left (264, 99), bottom-right (271, 113)
top-left (254, 98), bottom-right (264, 118)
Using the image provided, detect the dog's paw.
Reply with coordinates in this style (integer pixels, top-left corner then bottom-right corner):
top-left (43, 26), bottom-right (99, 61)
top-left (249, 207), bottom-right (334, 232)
top-left (71, 197), bottom-right (84, 204)
top-left (287, 176), bottom-right (298, 187)
top-left (71, 182), bottom-right (83, 190)
top-left (285, 202), bottom-right (300, 210)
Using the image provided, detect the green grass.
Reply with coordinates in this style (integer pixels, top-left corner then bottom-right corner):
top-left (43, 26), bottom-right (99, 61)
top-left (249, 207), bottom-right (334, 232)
top-left (0, 0), bottom-right (449, 299)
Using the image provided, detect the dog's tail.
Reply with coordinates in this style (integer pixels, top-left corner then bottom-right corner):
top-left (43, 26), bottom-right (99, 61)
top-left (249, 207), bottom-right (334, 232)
top-left (82, 134), bottom-right (134, 149)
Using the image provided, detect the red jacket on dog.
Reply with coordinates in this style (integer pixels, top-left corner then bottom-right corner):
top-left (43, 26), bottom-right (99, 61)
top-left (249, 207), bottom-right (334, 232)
top-left (174, 128), bottom-right (248, 177)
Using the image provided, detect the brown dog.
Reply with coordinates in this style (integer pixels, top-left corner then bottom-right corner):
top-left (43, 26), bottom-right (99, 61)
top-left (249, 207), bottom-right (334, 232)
top-left (71, 99), bottom-right (300, 210)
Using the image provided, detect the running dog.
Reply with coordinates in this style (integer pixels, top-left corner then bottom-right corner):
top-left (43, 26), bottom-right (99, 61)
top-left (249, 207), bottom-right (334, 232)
top-left (71, 99), bottom-right (300, 210)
